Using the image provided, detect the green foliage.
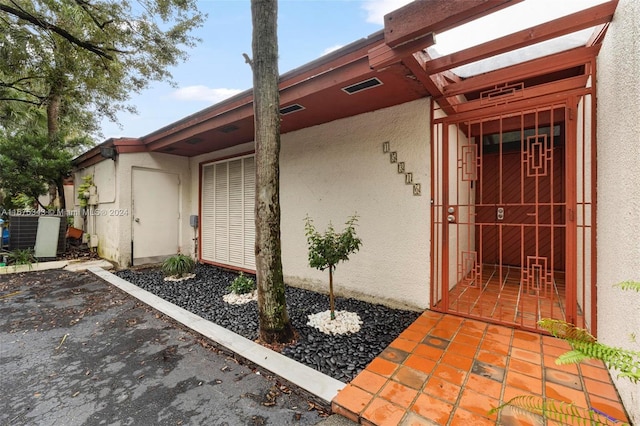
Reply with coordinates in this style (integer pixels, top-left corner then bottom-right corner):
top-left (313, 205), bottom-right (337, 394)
top-left (77, 175), bottom-right (94, 208)
top-left (9, 248), bottom-right (37, 270)
top-left (304, 214), bottom-right (362, 320)
top-left (494, 282), bottom-right (638, 424)
top-left (0, 0), bottom-right (205, 138)
top-left (489, 396), bottom-right (625, 425)
top-left (304, 214), bottom-right (362, 273)
top-left (539, 319), bottom-right (640, 383)
top-left (0, 133), bottom-right (73, 208)
top-left (615, 281), bottom-right (640, 292)
top-left (227, 272), bottom-right (256, 295)
top-left (161, 254), bottom-right (195, 278)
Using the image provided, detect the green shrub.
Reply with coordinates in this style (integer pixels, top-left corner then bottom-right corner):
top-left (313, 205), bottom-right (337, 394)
top-left (227, 272), bottom-right (255, 294)
top-left (304, 214), bottom-right (362, 320)
top-left (9, 248), bottom-right (36, 270)
top-left (161, 254), bottom-right (195, 278)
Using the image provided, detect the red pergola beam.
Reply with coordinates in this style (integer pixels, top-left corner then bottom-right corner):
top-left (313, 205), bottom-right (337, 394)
top-left (383, 0), bottom-right (519, 48)
top-left (454, 74), bottom-right (590, 114)
top-left (424, 0), bottom-right (618, 75)
top-left (402, 51), bottom-right (461, 115)
top-left (369, 33), bottom-right (435, 69)
top-left (443, 45), bottom-right (601, 97)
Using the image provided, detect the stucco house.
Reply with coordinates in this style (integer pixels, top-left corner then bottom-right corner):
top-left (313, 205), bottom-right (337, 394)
top-left (72, 0), bottom-right (638, 420)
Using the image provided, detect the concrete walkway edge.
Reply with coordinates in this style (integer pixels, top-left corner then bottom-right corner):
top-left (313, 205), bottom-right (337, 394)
top-left (88, 267), bottom-right (345, 404)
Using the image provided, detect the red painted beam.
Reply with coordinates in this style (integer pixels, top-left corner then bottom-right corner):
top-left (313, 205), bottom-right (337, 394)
top-left (424, 0), bottom-right (618, 75)
top-left (442, 45), bottom-right (600, 97)
top-left (369, 33), bottom-right (435, 69)
top-left (402, 52), bottom-right (460, 115)
top-left (383, 0), bottom-right (519, 48)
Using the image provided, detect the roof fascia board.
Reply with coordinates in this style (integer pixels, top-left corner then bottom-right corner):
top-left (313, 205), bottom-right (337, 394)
top-left (383, 0), bottom-right (519, 48)
top-left (142, 93), bottom-right (254, 145)
top-left (146, 102), bottom-right (254, 151)
top-left (141, 32), bottom-right (384, 146)
top-left (424, 0), bottom-right (619, 75)
top-left (443, 45), bottom-right (601, 97)
top-left (72, 138), bottom-right (116, 166)
top-left (146, 53), bottom-right (377, 152)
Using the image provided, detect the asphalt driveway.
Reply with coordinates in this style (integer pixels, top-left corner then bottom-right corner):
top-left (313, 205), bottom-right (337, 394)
top-left (0, 270), bottom-right (327, 426)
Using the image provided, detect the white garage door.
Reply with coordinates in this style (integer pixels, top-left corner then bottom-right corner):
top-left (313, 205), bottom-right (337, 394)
top-left (201, 155), bottom-right (255, 269)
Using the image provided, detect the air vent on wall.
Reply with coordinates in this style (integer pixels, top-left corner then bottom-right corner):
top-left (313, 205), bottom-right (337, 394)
top-left (342, 77), bottom-right (383, 95)
top-left (279, 104), bottom-right (305, 115)
top-left (219, 125), bottom-right (239, 134)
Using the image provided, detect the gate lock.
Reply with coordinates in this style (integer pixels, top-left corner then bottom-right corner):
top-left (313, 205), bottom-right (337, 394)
top-left (447, 206), bottom-right (456, 223)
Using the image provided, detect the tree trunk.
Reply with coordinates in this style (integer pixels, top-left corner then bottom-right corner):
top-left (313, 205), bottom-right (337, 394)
top-left (46, 91), bottom-right (61, 141)
top-left (251, 0), bottom-right (294, 344)
top-left (329, 267), bottom-right (336, 320)
top-left (46, 83), bottom-right (67, 210)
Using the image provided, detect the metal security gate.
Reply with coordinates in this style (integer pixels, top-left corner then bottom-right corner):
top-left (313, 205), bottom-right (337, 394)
top-left (431, 94), bottom-right (595, 334)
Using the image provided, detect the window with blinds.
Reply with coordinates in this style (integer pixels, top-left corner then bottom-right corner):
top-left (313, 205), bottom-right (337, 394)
top-left (200, 156), bottom-right (255, 269)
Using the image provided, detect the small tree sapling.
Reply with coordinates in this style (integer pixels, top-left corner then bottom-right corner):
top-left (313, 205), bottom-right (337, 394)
top-left (304, 214), bottom-right (362, 320)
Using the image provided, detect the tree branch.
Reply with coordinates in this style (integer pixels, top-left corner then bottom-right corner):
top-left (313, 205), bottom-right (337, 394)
top-left (242, 53), bottom-right (253, 69)
top-left (0, 97), bottom-right (42, 105)
top-left (0, 3), bottom-right (123, 60)
top-left (73, 0), bottom-right (114, 31)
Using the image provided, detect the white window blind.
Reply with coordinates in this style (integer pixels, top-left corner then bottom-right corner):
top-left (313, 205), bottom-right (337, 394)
top-left (200, 156), bottom-right (255, 269)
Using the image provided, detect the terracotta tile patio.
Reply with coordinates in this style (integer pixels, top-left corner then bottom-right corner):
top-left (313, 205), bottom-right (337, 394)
top-left (332, 311), bottom-right (629, 425)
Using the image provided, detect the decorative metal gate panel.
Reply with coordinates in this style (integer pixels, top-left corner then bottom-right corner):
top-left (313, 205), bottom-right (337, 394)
top-left (431, 94), bottom-right (595, 334)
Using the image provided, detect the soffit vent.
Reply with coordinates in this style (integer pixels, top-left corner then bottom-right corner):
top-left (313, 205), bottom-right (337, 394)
top-left (186, 137), bottom-right (202, 145)
top-left (219, 125), bottom-right (239, 134)
top-left (279, 104), bottom-right (305, 115)
top-left (342, 77), bottom-right (383, 95)
top-left (163, 147), bottom-right (176, 152)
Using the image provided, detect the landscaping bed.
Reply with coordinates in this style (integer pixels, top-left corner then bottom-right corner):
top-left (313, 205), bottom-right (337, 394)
top-left (115, 264), bottom-right (420, 382)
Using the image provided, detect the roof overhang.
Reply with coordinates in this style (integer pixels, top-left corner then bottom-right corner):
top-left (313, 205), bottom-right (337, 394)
top-left (83, 0), bottom-right (618, 159)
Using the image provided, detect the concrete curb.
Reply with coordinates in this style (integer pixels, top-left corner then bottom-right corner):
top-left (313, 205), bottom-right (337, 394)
top-left (88, 266), bottom-right (346, 405)
top-left (0, 258), bottom-right (113, 275)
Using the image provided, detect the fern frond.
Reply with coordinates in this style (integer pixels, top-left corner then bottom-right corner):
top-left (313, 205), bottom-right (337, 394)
top-left (615, 281), bottom-right (640, 292)
top-left (490, 395), bottom-right (626, 425)
top-left (556, 350), bottom-right (589, 365)
top-left (558, 340), bottom-right (640, 383)
top-left (538, 319), bottom-right (596, 343)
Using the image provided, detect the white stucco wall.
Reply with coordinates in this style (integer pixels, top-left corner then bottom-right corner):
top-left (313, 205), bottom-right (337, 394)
top-left (279, 98), bottom-right (431, 310)
top-left (596, 0), bottom-right (640, 422)
top-left (74, 159), bottom-right (120, 262)
top-left (75, 152), bottom-right (191, 266)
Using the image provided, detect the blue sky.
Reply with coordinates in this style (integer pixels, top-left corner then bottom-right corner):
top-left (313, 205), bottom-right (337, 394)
top-left (100, 0), bottom-right (407, 140)
top-left (99, 0), bottom-right (605, 141)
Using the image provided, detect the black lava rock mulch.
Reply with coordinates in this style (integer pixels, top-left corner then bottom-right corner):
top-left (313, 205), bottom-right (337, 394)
top-left (115, 264), bottom-right (420, 382)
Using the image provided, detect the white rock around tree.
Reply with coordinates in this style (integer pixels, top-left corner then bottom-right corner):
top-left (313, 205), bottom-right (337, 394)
top-left (163, 273), bottom-right (196, 282)
top-left (223, 290), bottom-right (258, 305)
top-left (307, 310), bottom-right (362, 335)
